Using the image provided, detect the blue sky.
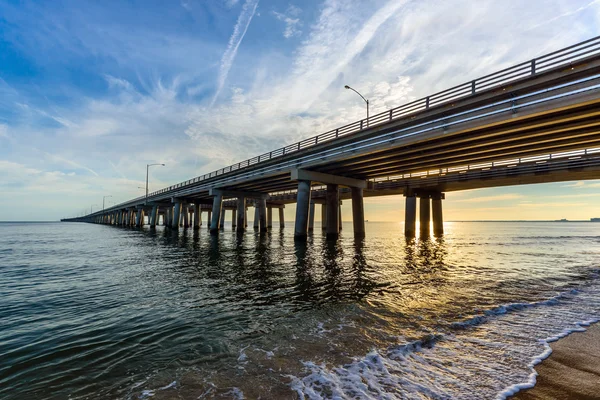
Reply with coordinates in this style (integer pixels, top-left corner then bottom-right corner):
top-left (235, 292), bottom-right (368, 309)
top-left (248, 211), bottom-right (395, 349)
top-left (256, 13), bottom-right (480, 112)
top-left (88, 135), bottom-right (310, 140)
top-left (1, 0), bottom-right (600, 221)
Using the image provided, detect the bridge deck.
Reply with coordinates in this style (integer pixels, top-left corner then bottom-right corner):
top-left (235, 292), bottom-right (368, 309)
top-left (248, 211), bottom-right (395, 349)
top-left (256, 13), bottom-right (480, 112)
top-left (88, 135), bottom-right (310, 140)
top-left (71, 37), bottom-right (600, 219)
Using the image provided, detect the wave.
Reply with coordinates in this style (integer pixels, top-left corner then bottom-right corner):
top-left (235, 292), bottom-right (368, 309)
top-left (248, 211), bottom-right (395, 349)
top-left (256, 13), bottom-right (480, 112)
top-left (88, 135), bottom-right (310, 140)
top-left (288, 286), bottom-right (600, 400)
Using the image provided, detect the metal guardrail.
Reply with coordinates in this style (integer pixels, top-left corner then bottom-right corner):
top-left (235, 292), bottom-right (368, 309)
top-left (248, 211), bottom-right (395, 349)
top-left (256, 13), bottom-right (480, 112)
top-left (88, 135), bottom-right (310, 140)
top-left (109, 36), bottom-right (600, 210)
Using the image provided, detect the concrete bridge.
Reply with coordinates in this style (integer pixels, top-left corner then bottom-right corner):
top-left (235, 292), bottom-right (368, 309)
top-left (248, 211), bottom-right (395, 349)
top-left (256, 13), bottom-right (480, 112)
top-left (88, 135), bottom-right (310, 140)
top-left (63, 36), bottom-right (600, 239)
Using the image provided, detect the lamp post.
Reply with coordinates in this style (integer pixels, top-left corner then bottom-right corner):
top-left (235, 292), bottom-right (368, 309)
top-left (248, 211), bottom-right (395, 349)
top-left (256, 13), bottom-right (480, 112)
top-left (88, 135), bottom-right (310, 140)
top-left (90, 204), bottom-right (99, 214)
top-left (344, 85), bottom-right (369, 127)
top-left (146, 163), bottom-right (165, 205)
top-left (102, 195), bottom-right (112, 211)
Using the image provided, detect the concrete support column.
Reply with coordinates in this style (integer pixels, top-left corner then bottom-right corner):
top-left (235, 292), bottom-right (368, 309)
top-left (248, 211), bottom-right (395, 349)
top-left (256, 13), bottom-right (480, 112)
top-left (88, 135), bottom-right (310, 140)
top-left (308, 201), bottom-right (315, 231)
top-left (207, 211), bottom-right (212, 229)
top-left (432, 195), bottom-right (444, 237)
top-left (351, 187), bottom-right (365, 238)
top-left (135, 209), bottom-right (142, 227)
top-left (165, 208), bottom-right (171, 227)
top-left (321, 205), bottom-right (327, 231)
top-left (405, 195), bottom-right (417, 238)
top-left (219, 208), bottom-right (226, 229)
top-left (339, 201), bottom-right (343, 231)
top-left (419, 197), bottom-right (431, 237)
top-left (253, 206), bottom-right (259, 230)
top-left (172, 202), bottom-right (181, 230)
top-left (150, 205), bottom-right (158, 228)
top-left (326, 184), bottom-right (339, 239)
top-left (279, 208), bottom-right (285, 229)
top-left (267, 207), bottom-right (273, 228)
top-left (210, 193), bottom-right (223, 234)
top-left (232, 208), bottom-right (237, 229)
top-left (258, 199), bottom-right (268, 232)
top-left (236, 197), bottom-right (246, 233)
top-left (182, 203), bottom-right (189, 228)
top-left (193, 204), bottom-right (201, 230)
top-left (294, 180), bottom-right (311, 239)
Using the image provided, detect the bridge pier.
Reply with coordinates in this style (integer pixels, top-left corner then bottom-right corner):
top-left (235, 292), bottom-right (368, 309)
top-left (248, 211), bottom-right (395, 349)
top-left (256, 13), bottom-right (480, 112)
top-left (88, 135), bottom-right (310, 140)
top-left (172, 201), bottom-right (181, 230)
top-left (326, 184), bottom-right (340, 239)
top-left (308, 201), bottom-right (315, 231)
top-left (432, 194), bottom-right (444, 237)
top-left (182, 203), bottom-right (189, 228)
top-left (135, 208), bottom-right (142, 227)
top-left (165, 207), bottom-right (171, 228)
top-left (194, 204), bottom-right (201, 229)
top-left (267, 207), bottom-right (273, 229)
top-left (219, 208), bottom-right (226, 230)
top-left (257, 199), bottom-right (268, 232)
top-left (404, 194), bottom-right (417, 238)
top-left (339, 200), bottom-right (343, 231)
top-left (321, 204), bottom-right (327, 231)
top-left (419, 197), bottom-right (431, 237)
top-left (232, 208), bottom-right (237, 229)
top-left (254, 206), bottom-right (259, 230)
top-left (351, 187), bottom-right (365, 238)
top-left (210, 193), bottom-right (223, 235)
top-left (279, 208), bottom-right (285, 229)
top-left (150, 205), bottom-right (158, 228)
top-left (294, 180), bottom-right (312, 239)
top-left (236, 197), bottom-right (246, 232)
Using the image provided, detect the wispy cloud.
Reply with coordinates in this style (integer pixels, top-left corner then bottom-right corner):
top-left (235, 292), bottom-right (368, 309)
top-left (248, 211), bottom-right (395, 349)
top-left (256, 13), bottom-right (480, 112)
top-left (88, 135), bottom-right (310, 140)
top-left (561, 181), bottom-right (600, 189)
top-left (456, 194), bottom-right (525, 203)
top-left (272, 5), bottom-right (302, 39)
top-left (211, 0), bottom-right (259, 106)
top-left (44, 153), bottom-right (99, 177)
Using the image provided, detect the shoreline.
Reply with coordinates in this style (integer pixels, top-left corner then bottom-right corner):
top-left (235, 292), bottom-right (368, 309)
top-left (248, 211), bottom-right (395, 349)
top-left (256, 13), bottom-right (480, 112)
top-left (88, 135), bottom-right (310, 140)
top-left (508, 321), bottom-right (600, 400)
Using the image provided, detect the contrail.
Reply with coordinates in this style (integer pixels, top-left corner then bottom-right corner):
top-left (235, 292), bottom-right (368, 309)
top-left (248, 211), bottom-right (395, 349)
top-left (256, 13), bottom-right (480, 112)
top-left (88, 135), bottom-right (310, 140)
top-left (210, 0), bottom-right (259, 107)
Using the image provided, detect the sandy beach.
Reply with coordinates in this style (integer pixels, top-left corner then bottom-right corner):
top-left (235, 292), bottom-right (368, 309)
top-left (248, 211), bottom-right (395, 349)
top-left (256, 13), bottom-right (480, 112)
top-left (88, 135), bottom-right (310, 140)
top-left (511, 323), bottom-right (600, 400)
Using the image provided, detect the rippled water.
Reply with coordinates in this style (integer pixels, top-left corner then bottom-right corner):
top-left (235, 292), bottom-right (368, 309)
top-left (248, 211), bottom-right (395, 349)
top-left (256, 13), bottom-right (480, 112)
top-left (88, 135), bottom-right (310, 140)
top-left (1, 221), bottom-right (599, 399)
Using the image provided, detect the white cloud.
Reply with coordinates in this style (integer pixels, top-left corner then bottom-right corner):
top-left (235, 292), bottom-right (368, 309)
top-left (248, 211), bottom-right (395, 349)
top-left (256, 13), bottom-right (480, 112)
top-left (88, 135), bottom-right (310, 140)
top-left (272, 5), bottom-right (302, 38)
top-left (457, 194), bottom-right (525, 203)
top-left (211, 0), bottom-right (260, 106)
top-left (561, 181), bottom-right (600, 189)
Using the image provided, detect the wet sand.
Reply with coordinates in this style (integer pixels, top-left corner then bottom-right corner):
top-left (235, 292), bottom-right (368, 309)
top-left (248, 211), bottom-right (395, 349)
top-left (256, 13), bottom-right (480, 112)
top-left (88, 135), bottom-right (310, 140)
top-left (512, 323), bottom-right (600, 400)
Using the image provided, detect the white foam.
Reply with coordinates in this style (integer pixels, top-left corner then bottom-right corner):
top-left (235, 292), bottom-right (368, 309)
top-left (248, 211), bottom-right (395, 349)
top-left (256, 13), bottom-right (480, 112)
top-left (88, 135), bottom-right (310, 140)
top-left (289, 285), bottom-right (600, 399)
top-left (498, 317), bottom-right (600, 400)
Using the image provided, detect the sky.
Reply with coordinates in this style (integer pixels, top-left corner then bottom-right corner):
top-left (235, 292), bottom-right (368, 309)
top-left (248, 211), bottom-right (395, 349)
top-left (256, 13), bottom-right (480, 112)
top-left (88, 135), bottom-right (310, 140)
top-left (1, 0), bottom-right (600, 221)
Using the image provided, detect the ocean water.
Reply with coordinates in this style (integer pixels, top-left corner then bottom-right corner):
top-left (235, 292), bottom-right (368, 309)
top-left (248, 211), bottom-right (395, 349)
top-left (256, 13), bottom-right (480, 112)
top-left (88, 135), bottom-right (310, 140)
top-left (0, 221), bottom-right (599, 399)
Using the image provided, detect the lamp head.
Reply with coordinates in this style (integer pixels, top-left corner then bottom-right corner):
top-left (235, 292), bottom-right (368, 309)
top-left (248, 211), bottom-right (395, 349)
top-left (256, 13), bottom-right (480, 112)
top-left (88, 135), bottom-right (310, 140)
top-left (344, 85), bottom-right (350, 89)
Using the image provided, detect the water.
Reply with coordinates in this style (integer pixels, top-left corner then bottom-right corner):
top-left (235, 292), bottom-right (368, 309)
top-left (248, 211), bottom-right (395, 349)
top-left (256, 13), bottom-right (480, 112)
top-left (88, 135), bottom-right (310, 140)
top-left (1, 221), bottom-right (599, 399)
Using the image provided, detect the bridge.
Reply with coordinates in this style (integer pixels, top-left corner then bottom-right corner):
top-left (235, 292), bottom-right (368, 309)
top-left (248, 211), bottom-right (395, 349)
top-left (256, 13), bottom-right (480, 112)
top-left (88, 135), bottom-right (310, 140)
top-left (63, 36), bottom-right (600, 239)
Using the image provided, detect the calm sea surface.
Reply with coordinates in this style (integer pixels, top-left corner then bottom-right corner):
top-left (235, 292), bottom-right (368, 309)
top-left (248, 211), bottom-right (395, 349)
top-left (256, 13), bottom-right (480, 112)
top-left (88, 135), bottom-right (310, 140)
top-left (1, 221), bottom-right (599, 399)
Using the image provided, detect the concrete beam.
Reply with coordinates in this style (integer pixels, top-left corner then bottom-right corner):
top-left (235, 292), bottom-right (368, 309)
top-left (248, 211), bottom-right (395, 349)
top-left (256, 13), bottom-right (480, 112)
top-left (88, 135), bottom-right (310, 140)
top-left (208, 188), bottom-right (268, 199)
top-left (291, 169), bottom-right (368, 189)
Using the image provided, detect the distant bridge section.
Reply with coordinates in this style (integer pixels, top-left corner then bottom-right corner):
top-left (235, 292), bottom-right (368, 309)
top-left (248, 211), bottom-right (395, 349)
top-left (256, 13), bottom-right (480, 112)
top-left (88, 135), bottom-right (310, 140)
top-left (63, 37), bottom-right (600, 239)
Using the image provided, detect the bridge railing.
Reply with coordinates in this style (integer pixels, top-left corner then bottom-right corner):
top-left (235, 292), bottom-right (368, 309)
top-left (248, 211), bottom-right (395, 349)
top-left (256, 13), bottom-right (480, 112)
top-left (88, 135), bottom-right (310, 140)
top-left (109, 36), bottom-right (600, 211)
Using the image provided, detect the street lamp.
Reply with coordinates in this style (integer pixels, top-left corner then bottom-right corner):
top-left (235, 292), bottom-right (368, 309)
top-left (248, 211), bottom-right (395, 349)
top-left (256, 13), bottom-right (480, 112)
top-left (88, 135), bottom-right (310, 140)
top-left (103, 195), bottom-right (112, 211)
top-left (344, 85), bottom-right (369, 127)
top-left (90, 204), bottom-right (100, 214)
top-left (146, 163), bottom-right (165, 204)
